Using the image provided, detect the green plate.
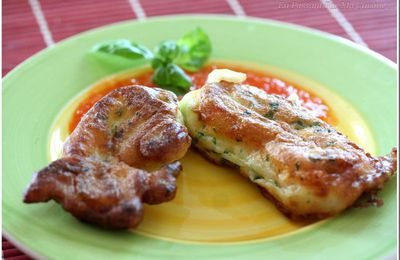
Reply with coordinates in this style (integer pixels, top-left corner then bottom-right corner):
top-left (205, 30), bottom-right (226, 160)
top-left (3, 15), bottom-right (397, 259)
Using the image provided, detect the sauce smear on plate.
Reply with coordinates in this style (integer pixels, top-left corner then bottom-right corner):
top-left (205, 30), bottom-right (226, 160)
top-left (69, 63), bottom-right (333, 133)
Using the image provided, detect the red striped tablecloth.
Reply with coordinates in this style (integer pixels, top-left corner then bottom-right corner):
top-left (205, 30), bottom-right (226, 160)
top-left (2, 0), bottom-right (397, 259)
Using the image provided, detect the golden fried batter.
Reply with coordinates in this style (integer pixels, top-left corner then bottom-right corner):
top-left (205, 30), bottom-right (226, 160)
top-left (24, 157), bottom-right (181, 229)
top-left (24, 86), bottom-right (191, 229)
top-left (180, 81), bottom-right (397, 219)
top-left (63, 85), bottom-right (191, 170)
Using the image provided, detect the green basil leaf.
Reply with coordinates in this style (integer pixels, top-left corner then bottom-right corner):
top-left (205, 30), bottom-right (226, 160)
top-left (92, 39), bottom-right (153, 60)
top-left (152, 63), bottom-right (192, 95)
top-left (151, 57), bottom-right (164, 69)
top-left (90, 40), bottom-right (153, 68)
top-left (152, 40), bottom-right (181, 68)
top-left (176, 28), bottom-right (212, 72)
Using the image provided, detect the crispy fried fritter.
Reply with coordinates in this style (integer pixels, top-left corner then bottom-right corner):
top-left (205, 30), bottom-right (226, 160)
top-left (179, 81), bottom-right (397, 219)
top-left (63, 85), bottom-right (191, 170)
top-left (24, 86), bottom-right (191, 229)
top-left (24, 157), bottom-right (181, 229)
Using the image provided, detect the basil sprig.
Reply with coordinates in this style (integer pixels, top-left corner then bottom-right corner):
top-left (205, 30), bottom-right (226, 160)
top-left (90, 28), bottom-right (211, 95)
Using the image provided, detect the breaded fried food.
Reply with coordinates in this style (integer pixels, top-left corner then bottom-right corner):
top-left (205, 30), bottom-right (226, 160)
top-left (24, 157), bottom-right (181, 229)
top-left (179, 70), bottom-right (397, 219)
top-left (24, 86), bottom-right (191, 229)
top-left (63, 85), bottom-right (191, 170)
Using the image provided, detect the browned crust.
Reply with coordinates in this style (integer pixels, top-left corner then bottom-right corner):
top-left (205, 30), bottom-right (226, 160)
top-left (64, 85), bottom-right (191, 170)
top-left (24, 156), bottom-right (181, 229)
top-left (24, 85), bottom-right (191, 229)
top-left (193, 82), bottom-right (397, 218)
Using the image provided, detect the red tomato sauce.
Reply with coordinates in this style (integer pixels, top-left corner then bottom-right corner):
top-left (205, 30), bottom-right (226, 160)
top-left (69, 63), bottom-right (333, 133)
